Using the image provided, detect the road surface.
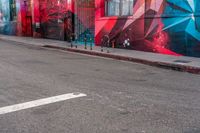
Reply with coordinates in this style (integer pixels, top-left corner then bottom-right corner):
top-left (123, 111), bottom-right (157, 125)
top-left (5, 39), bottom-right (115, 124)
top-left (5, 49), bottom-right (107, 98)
top-left (0, 40), bottom-right (200, 133)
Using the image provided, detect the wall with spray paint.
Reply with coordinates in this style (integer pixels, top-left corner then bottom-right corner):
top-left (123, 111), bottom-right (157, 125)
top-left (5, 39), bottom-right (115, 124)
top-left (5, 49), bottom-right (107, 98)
top-left (0, 0), bottom-right (95, 42)
top-left (32, 0), bottom-right (94, 42)
top-left (0, 0), bottom-right (199, 57)
top-left (95, 0), bottom-right (200, 57)
top-left (0, 0), bottom-right (33, 36)
top-left (31, 0), bottom-right (74, 40)
top-left (0, 0), bottom-right (18, 35)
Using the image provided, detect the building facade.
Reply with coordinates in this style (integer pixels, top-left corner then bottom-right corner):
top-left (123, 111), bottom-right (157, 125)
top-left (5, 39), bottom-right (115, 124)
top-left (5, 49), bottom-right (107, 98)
top-left (0, 0), bottom-right (200, 57)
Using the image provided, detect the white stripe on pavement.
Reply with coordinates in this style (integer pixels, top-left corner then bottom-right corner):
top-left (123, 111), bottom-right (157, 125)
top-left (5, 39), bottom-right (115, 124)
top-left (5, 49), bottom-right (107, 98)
top-left (0, 93), bottom-right (86, 115)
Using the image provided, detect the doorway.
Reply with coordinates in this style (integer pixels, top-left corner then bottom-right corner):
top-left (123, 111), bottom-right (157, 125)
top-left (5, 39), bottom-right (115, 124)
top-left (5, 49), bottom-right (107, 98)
top-left (64, 11), bottom-right (74, 41)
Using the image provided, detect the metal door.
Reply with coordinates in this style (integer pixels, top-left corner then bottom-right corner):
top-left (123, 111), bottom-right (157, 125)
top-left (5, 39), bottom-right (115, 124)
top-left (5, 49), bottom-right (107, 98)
top-left (74, 0), bottom-right (95, 44)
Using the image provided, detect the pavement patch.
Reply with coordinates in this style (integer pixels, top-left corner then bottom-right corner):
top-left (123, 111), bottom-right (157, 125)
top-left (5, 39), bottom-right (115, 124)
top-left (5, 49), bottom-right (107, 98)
top-left (173, 60), bottom-right (191, 64)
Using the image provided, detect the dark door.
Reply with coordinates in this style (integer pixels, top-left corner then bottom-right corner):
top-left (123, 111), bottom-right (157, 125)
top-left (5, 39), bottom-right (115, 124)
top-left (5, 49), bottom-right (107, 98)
top-left (64, 11), bottom-right (74, 41)
top-left (45, 20), bottom-right (61, 40)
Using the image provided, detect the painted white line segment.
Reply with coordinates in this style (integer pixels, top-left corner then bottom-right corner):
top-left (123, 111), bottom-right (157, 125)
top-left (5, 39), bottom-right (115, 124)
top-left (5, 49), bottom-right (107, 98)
top-left (0, 93), bottom-right (86, 115)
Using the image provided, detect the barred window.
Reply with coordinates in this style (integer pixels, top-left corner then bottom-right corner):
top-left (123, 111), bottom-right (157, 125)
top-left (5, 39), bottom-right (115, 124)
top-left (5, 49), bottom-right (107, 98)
top-left (105, 0), bottom-right (134, 16)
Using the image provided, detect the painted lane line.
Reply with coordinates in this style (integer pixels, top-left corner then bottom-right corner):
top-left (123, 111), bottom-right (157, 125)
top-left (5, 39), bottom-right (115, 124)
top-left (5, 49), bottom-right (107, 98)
top-left (0, 93), bottom-right (86, 115)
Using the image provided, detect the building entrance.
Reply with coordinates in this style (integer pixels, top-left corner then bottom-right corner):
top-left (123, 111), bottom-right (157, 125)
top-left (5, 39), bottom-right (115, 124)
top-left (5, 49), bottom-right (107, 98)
top-left (64, 11), bottom-right (74, 41)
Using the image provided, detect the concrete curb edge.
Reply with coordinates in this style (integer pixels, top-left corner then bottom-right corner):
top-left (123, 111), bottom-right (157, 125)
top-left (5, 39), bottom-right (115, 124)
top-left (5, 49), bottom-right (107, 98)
top-left (43, 45), bottom-right (200, 74)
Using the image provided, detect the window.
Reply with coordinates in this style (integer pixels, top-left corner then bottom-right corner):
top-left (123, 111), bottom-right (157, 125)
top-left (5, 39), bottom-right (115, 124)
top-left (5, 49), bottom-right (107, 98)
top-left (10, 0), bottom-right (17, 21)
top-left (105, 0), bottom-right (134, 16)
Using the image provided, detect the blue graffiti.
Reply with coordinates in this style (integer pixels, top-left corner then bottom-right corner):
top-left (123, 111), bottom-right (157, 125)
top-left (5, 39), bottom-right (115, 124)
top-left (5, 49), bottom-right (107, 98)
top-left (162, 0), bottom-right (200, 56)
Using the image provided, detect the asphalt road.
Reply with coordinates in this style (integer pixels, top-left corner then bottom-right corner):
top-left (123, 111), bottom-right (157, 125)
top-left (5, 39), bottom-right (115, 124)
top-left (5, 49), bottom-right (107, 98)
top-left (0, 40), bottom-right (200, 133)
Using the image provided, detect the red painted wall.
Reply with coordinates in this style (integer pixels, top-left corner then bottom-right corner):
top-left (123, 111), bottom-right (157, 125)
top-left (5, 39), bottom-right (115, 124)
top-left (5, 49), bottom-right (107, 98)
top-left (95, 0), bottom-right (145, 49)
top-left (1, 0), bottom-right (200, 57)
top-left (94, 0), bottom-right (191, 56)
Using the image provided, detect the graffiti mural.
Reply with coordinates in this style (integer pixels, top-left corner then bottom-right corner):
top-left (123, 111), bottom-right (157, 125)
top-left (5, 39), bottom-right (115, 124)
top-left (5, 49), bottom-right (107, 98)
top-left (33, 0), bottom-right (74, 40)
top-left (0, 0), bottom-right (33, 36)
top-left (0, 0), bottom-right (199, 57)
top-left (95, 0), bottom-right (200, 57)
top-left (0, 0), bottom-right (17, 35)
top-left (32, 0), bottom-right (94, 42)
top-left (162, 0), bottom-right (200, 56)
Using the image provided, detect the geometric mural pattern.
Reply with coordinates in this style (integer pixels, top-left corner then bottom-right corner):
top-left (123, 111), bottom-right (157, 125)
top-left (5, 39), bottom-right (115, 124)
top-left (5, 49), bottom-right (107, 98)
top-left (0, 0), bottom-right (200, 57)
top-left (96, 0), bottom-right (200, 57)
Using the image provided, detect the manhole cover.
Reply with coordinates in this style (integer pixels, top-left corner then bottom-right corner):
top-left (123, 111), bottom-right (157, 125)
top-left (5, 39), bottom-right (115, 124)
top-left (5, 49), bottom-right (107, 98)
top-left (173, 60), bottom-right (191, 63)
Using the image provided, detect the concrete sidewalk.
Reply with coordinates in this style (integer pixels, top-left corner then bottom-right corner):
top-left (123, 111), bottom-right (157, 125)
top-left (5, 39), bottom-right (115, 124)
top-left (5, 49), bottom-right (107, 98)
top-left (1, 34), bottom-right (200, 74)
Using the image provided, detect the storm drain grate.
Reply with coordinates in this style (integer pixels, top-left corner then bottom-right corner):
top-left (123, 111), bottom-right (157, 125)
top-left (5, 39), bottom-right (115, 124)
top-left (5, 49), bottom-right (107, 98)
top-left (173, 60), bottom-right (191, 64)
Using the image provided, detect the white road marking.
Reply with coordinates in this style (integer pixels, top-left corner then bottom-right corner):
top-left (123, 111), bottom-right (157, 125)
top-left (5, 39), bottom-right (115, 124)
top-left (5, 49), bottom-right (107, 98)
top-left (0, 93), bottom-right (86, 115)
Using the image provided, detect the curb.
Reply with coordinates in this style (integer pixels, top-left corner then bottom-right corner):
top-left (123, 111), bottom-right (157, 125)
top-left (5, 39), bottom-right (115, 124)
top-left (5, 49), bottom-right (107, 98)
top-left (1, 37), bottom-right (200, 74)
top-left (43, 45), bottom-right (200, 74)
